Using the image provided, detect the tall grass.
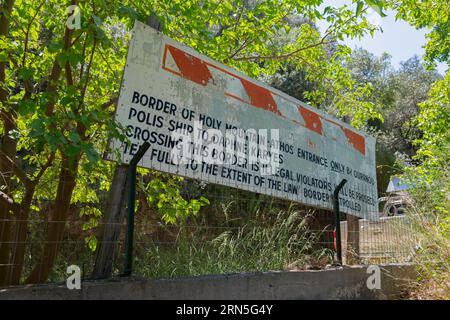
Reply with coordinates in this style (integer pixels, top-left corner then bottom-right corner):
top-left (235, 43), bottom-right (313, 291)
top-left (406, 206), bottom-right (450, 299)
top-left (134, 206), bottom-right (324, 278)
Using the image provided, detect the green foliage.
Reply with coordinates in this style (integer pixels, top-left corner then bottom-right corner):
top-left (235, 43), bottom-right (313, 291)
top-left (346, 49), bottom-right (396, 113)
top-left (1, 0), bottom-right (130, 195)
top-left (405, 71), bottom-right (449, 222)
top-left (390, 0), bottom-right (450, 299)
top-left (398, 53), bottom-right (449, 301)
top-left (393, 0), bottom-right (450, 66)
top-left (414, 72), bottom-right (450, 175)
top-left (359, 0), bottom-right (388, 17)
top-left (403, 159), bottom-right (450, 299)
top-left (144, 173), bottom-right (210, 224)
top-left (340, 49), bottom-right (442, 192)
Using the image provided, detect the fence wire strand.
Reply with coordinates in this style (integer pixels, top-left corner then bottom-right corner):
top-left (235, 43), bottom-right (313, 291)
top-left (0, 177), bottom-right (419, 287)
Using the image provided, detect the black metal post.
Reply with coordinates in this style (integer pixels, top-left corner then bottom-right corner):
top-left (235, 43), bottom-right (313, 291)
top-left (122, 142), bottom-right (150, 277)
top-left (333, 179), bottom-right (347, 265)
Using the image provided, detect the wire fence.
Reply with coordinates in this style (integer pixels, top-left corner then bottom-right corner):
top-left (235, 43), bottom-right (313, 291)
top-left (0, 178), bottom-right (419, 287)
top-left (339, 216), bottom-right (419, 265)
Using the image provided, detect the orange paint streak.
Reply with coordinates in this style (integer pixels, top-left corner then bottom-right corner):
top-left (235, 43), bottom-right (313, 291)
top-left (166, 45), bottom-right (213, 86)
top-left (343, 128), bottom-right (365, 156)
top-left (240, 79), bottom-right (281, 116)
top-left (298, 106), bottom-right (323, 135)
top-left (324, 119), bottom-right (366, 156)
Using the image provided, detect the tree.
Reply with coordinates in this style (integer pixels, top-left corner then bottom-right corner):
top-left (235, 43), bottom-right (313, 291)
top-left (0, 0), bottom-right (127, 284)
top-left (393, 0), bottom-right (450, 67)
top-left (385, 56), bottom-right (441, 159)
top-left (346, 48), bottom-right (395, 114)
top-left (344, 49), bottom-right (441, 191)
top-left (390, 0), bottom-right (449, 175)
top-left (391, 0), bottom-right (449, 299)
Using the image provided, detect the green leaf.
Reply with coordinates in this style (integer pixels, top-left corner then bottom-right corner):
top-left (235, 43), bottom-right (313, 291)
top-left (365, 0), bottom-right (387, 17)
top-left (0, 51), bottom-right (8, 62)
top-left (18, 100), bottom-right (35, 116)
top-left (19, 68), bottom-right (33, 80)
top-left (356, 1), bottom-right (364, 17)
top-left (85, 235), bottom-right (98, 252)
top-left (65, 143), bottom-right (81, 158)
top-left (48, 41), bottom-right (63, 53)
top-left (68, 132), bottom-right (81, 143)
top-left (68, 53), bottom-right (84, 67)
top-left (92, 15), bottom-right (103, 26)
top-left (60, 96), bottom-right (73, 105)
top-left (83, 143), bottom-right (100, 163)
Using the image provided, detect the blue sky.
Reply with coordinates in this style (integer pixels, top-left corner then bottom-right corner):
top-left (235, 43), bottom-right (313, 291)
top-left (316, 0), bottom-right (447, 75)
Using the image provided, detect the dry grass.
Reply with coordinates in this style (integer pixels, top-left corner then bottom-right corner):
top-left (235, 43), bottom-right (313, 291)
top-left (405, 203), bottom-right (450, 300)
top-left (407, 277), bottom-right (450, 300)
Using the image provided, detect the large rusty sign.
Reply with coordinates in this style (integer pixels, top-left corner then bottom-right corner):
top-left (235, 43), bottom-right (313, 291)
top-left (110, 21), bottom-right (378, 219)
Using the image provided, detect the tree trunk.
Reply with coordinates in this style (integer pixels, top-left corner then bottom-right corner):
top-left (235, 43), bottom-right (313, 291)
top-left (0, 198), bottom-right (15, 285)
top-left (91, 165), bottom-right (128, 279)
top-left (6, 187), bottom-right (35, 284)
top-left (91, 13), bottom-right (162, 280)
top-left (0, 117), bottom-right (19, 286)
top-left (26, 157), bottom-right (78, 284)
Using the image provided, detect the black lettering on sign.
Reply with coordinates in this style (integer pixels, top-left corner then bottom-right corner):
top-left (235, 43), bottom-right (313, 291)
top-left (131, 91), bottom-right (177, 116)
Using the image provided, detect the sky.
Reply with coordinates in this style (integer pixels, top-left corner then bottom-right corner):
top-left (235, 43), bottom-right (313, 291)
top-left (316, 0), bottom-right (447, 75)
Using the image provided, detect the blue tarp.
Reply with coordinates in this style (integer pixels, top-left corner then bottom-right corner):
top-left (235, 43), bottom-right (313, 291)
top-left (386, 177), bottom-right (409, 192)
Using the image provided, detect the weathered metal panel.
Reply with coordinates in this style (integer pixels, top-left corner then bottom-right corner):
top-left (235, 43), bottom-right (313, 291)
top-left (110, 21), bottom-right (378, 219)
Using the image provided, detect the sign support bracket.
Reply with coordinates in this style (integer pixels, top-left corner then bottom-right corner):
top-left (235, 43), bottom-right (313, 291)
top-left (333, 179), bottom-right (347, 265)
top-left (121, 142), bottom-right (150, 277)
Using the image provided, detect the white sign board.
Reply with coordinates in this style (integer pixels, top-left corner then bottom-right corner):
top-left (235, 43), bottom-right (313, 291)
top-left (110, 21), bottom-right (378, 219)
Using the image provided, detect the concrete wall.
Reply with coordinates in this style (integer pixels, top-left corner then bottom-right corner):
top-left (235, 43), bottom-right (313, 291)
top-left (0, 263), bottom-right (415, 300)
